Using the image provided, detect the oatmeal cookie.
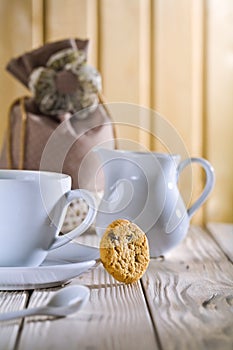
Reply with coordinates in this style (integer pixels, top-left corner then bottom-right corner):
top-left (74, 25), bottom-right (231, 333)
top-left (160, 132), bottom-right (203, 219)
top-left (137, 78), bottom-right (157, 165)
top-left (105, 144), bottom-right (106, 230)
top-left (100, 219), bottom-right (150, 284)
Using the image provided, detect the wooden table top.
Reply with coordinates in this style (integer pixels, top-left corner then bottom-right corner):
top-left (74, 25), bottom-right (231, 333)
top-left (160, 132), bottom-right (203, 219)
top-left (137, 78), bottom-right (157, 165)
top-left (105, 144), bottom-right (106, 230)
top-left (0, 223), bottom-right (232, 350)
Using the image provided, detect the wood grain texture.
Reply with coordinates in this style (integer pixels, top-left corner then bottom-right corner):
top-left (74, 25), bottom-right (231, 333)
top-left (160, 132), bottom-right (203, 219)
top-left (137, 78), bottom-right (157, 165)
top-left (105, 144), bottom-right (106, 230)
top-left (142, 225), bottom-right (233, 350)
top-left (207, 223), bottom-right (233, 262)
top-left (17, 232), bottom-right (158, 350)
top-left (0, 291), bottom-right (28, 350)
top-left (0, 225), bottom-right (232, 350)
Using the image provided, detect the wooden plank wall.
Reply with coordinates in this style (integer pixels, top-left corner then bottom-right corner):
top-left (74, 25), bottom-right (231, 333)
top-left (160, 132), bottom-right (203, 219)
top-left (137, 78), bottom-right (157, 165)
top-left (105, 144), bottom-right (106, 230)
top-left (0, 0), bottom-right (232, 224)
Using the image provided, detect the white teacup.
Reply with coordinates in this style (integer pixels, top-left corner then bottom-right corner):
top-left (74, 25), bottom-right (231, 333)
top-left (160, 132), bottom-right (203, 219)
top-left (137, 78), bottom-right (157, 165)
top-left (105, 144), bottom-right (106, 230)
top-left (0, 170), bottom-right (97, 267)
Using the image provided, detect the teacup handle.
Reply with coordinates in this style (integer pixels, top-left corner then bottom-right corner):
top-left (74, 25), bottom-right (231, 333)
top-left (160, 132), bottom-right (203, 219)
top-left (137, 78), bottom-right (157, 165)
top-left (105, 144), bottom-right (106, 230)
top-left (49, 189), bottom-right (97, 250)
top-left (177, 157), bottom-right (215, 218)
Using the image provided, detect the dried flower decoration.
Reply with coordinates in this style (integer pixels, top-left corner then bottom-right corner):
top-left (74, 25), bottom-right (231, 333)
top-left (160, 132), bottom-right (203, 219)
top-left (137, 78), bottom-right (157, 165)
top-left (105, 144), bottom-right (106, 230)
top-left (28, 48), bottom-right (102, 119)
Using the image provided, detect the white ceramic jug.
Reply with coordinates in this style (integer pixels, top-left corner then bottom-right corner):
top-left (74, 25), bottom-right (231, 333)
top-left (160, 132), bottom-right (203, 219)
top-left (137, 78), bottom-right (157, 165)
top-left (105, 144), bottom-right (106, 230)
top-left (94, 149), bottom-right (215, 257)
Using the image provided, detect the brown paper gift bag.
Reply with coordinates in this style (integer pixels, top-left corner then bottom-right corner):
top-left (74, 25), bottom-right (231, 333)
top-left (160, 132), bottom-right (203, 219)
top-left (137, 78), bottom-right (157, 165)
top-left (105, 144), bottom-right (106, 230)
top-left (0, 38), bottom-right (116, 231)
top-left (0, 38), bottom-right (116, 188)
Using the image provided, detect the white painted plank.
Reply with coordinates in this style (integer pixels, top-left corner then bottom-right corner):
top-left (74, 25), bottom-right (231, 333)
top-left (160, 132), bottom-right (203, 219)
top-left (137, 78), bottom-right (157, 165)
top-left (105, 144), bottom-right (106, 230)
top-left (17, 232), bottom-right (158, 350)
top-left (207, 223), bottom-right (233, 262)
top-left (142, 225), bottom-right (233, 350)
top-left (99, 0), bottom-right (152, 150)
top-left (204, 0), bottom-right (233, 223)
top-left (0, 291), bottom-right (28, 350)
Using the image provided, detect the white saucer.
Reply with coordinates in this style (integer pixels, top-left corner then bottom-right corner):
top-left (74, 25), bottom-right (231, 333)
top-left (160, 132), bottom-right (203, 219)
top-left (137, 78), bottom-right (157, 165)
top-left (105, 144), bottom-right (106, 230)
top-left (0, 242), bottom-right (100, 290)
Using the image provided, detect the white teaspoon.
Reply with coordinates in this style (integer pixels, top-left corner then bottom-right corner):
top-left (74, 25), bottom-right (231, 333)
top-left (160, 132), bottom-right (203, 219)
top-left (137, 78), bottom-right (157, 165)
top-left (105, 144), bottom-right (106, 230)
top-left (0, 285), bottom-right (90, 321)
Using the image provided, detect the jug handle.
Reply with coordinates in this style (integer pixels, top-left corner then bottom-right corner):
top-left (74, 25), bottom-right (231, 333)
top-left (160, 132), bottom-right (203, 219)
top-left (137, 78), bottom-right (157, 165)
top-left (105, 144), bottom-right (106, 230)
top-left (177, 157), bottom-right (215, 218)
